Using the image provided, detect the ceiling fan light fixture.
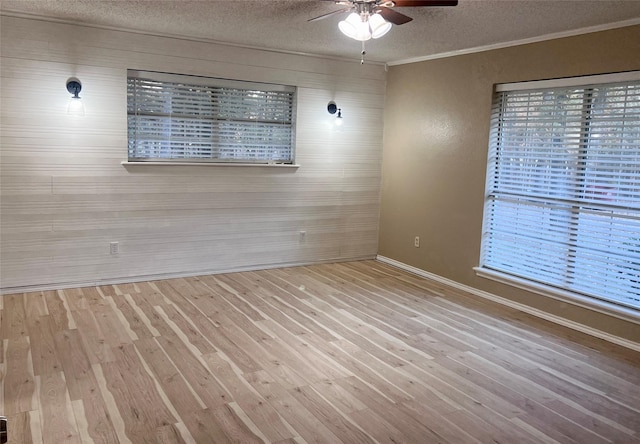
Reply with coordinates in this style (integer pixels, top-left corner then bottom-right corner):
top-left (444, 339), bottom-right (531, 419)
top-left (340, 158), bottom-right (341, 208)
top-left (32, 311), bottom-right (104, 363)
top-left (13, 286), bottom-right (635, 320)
top-left (338, 12), bottom-right (372, 41)
top-left (369, 13), bottom-right (392, 38)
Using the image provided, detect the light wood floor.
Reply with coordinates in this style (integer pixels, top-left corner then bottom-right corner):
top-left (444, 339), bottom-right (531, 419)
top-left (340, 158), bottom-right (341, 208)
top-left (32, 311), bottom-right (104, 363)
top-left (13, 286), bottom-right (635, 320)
top-left (1, 260), bottom-right (640, 443)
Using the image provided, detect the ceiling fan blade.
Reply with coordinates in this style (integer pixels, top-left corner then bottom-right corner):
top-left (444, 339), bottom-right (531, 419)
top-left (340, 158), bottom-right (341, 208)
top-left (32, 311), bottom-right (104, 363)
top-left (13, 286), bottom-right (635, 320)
top-left (391, 1), bottom-right (458, 6)
top-left (378, 7), bottom-right (413, 25)
top-left (308, 7), bottom-right (353, 22)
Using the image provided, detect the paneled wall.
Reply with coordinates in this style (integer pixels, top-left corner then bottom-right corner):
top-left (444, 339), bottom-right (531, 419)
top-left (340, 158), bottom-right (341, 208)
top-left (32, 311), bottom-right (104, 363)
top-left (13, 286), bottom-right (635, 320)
top-left (0, 15), bottom-right (386, 291)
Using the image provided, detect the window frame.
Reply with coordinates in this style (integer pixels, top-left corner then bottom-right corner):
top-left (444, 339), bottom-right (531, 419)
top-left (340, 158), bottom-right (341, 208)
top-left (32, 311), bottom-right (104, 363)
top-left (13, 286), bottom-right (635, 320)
top-left (475, 71), bottom-right (640, 323)
top-left (127, 70), bottom-right (297, 165)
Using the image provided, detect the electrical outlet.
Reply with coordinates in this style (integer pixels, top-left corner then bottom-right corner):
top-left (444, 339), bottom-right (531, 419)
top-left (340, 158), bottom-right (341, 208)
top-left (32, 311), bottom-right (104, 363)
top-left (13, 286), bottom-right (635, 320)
top-left (110, 241), bottom-right (119, 255)
top-left (414, 236), bottom-right (420, 248)
top-left (299, 231), bottom-right (307, 243)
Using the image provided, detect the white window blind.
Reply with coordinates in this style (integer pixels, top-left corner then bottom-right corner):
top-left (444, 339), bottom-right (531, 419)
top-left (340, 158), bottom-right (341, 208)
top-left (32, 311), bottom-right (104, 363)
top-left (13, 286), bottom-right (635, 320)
top-left (480, 75), bottom-right (640, 312)
top-left (127, 70), bottom-right (296, 163)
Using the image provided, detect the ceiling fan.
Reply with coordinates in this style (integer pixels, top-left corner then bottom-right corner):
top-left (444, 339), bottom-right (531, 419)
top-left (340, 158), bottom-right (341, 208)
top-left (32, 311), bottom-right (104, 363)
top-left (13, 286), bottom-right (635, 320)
top-left (309, 0), bottom-right (458, 40)
top-left (309, 0), bottom-right (458, 61)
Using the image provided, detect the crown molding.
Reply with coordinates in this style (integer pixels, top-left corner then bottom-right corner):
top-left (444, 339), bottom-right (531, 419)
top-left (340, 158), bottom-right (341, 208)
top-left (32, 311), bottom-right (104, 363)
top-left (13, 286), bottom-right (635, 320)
top-left (388, 17), bottom-right (640, 66)
top-left (0, 10), bottom-right (386, 66)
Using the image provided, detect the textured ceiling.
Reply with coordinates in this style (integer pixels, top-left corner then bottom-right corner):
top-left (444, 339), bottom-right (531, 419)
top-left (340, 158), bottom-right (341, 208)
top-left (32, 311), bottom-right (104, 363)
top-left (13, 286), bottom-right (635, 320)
top-left (2, 0), bottom-right (640, 64)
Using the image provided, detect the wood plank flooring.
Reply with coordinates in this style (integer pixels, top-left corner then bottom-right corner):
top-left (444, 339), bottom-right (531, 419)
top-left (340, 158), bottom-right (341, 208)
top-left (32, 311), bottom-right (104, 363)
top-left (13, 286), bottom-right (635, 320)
top-left (1, 260), bottom-right (640, 443)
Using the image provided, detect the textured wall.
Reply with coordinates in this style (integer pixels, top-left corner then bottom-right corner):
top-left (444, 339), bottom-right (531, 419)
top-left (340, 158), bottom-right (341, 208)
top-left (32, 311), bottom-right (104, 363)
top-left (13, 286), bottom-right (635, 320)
top-left (0, 16), bottom-right (385, 290)
top-left (379, 25), bottom-right (640, 342)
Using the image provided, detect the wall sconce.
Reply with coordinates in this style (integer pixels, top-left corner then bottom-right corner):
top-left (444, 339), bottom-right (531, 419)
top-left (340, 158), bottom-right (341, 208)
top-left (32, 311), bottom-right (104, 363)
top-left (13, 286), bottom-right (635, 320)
top-left (67, 79), bottom-right (81, 98)
top-left (327, 101), bottom-right (343, 126)
top-left (66, 78), bottom-right (85, 116)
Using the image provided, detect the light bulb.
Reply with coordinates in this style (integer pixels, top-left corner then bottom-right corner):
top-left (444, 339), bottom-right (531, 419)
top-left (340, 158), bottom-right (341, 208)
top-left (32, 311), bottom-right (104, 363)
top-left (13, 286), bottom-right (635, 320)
top-left (369, 13), bottom-right (392, 39)
top-left (67, 97), bottom-right (85, 116)
top-left (339, 12), bottom-right (371, 41)
top-left (338, 13), bottom-right (359, 39)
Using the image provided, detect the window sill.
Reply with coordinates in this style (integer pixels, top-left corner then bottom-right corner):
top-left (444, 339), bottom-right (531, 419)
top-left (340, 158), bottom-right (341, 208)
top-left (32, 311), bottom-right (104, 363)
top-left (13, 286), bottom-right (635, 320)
top-left (474, 267), bottom-right (640, 325)
top-left (121, 161), bottom-right (300, 168)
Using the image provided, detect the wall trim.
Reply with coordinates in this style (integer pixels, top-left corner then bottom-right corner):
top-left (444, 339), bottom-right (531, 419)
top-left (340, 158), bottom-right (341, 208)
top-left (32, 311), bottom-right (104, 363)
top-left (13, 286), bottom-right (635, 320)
top-left (387, 17), bottom-right (640, 66)
top-left (0, 255), bottom-right (375, 295)
top-left (4, 10), bottom-right (638, 68)
top-left (0, 10), bottom-right (385, 66)
top-left (376, 255), bottom-right (640, 353)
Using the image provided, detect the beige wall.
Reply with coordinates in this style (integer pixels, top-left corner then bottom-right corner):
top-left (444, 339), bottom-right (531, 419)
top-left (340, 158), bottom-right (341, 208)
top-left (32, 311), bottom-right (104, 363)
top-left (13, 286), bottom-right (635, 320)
top-left (0, 16), bottom-right (385, 291)
top-left (379, 25), bottom-right (640, 342)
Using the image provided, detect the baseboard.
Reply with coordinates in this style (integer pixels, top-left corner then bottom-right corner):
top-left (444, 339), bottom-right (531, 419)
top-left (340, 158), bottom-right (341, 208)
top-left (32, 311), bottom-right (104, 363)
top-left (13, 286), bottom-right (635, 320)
top-left (376, 255), bottom-right (640, 353)
top-left (0, 255), bottom-right (376, 295)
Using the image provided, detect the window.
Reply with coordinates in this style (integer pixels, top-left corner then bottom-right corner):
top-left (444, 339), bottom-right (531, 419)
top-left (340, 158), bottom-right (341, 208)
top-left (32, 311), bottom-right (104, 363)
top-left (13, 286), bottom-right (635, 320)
top-left (127, 70), bottom-right (296, 163)
top-left (478, 72), bottom-right (640, 313)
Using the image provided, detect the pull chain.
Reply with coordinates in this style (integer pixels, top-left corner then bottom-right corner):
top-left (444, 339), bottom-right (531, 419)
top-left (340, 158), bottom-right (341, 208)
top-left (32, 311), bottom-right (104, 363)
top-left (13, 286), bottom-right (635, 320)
top-left (361, 40), bottom-right (366, 64)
